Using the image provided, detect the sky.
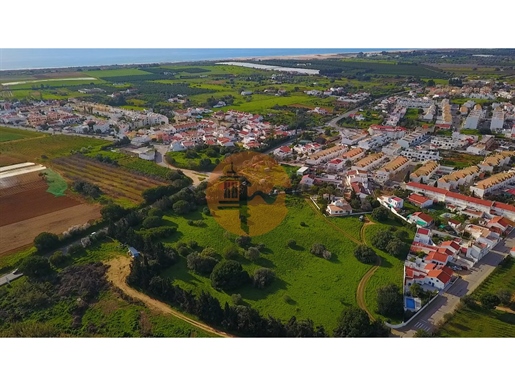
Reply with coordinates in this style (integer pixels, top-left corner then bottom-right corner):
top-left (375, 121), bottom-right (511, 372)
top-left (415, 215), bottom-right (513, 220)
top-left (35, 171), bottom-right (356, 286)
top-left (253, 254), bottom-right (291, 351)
top-left (1, 1), bottom-right (513, 385)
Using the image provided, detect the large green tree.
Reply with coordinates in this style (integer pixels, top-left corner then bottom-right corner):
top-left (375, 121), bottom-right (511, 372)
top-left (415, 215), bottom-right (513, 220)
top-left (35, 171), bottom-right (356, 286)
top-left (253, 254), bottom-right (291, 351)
top-left (377, 284), bottom-right (404, 319)
top-left (333, 306), bottom-right (390, 337)
top-left (18, 255), bottom-right (55, 279)
top-left (33, 232), bottom-right (60, 254)
top-left (210, 260), bottom-right (249, 291)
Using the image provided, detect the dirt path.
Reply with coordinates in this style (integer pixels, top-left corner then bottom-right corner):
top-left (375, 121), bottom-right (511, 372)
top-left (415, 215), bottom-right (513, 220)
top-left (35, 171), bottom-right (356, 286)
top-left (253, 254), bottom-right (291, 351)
top-left (106, 256), bottom-right (233, 338)
top-left (356, 220), bottom-right (381, 320)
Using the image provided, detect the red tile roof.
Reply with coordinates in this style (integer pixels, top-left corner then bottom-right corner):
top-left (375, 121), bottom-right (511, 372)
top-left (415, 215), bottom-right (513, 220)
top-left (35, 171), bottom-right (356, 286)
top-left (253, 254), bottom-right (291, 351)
top-left (417, 228), bottom-right (430, 235)
top-left (413, 212), bottom-right (434, 224)
top-left (426, 251), bottom-right (449, 264)
top-left (409, 193), bottom-right (432, 206)
top-left (427, 266), bottom-right (453, 284)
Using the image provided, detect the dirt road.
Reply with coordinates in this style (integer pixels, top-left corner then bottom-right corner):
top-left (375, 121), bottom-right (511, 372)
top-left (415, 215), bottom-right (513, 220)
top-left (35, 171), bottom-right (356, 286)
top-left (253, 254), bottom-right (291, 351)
top-left (106, 256), bottom-right (233, 338)
top-left (356, 220), bottom-right (380, 320)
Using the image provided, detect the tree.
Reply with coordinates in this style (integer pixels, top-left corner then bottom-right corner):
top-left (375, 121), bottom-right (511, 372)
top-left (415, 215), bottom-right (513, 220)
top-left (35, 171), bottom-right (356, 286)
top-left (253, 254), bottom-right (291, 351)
top-left (409, 283), bottom-right (423, 298)
top-left (310, 243), bottom-right (327, 257)
top-left (353, 245), bottom-right (377, 264)
top-left (223, 245), bottom-right (241, 260)
top-left (496, 289), bottom-right (512, 306)
top-left (100, 203), bottom-right (128, 222)
top-left (286, 239), bottom-right (296, 248)
top-left (18, 255), bottom-right (55, 280)
top-left (235, 235), bottom-right (251, 249)
top-left (394, 229), bottom-right (409, 241)
top-left (172, 200), bottom-right (191, 215)
top-left (186, 252), bottom-right (219, 275)
top-left (210, 261), bottom-right (249, 291)
top-left (371, 231), bottom-right (393, 250)
top-left (480, 293), bottom-right (500, 310)
top-left (371, 206), bottom-right (389, 222)
top-left (377, 284), bottom-right (404, 318)
top-left (386, 239), bottom-right (408, 258)
top-left (333, 306), bottom-right (390, 337)
top-left (253, 268), bottom-right (275, 289)
top-left (141, 216), bottom-right (161, 229)
top-left (245, 247), bottom-right (260, 262)
top-left (49, 251), bottom-right (68, 268)
top-left (33, 232), bottom-right (60, 254)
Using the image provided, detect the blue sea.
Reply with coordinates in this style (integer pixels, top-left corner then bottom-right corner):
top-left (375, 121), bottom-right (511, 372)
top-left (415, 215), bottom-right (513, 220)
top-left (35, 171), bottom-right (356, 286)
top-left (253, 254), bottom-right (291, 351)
top-left (0, 48), bottom-right (404, 71)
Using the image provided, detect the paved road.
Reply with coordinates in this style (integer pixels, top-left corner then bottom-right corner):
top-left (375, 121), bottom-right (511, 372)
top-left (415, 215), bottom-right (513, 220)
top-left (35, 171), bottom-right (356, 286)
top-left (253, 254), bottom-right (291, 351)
top-left (393, 228), bottom-right (515, 337)
top-left (0, 271), bottom-right (24, 287)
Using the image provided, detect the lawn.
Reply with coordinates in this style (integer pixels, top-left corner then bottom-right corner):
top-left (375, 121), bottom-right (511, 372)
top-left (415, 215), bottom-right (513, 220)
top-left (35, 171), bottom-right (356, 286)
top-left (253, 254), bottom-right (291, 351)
top-left (439, 151), bottom-right (484, 169)
top-left (438, 257), bottom-right (515, 337)
top-left (159, 196), bottom-right (369, 331)
top-left (362, 219), bottom-right (415, 324)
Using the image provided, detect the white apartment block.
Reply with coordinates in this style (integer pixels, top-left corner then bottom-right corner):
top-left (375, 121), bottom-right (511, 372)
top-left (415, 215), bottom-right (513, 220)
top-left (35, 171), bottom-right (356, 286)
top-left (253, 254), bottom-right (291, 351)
top-left (401, 149), bottom-right (441, 162)
top-left (358, 133), bottom-right (389, 150)
top-left (464, 109), bottom-right (482, 129)
top-left (367, 125), bottom-right (406, 140)
top-left (470, 171), bottom-right (515, 198)
top-left (490, 110), bottom-right (505, 131)
top-left (430, 136), bottom-right (462, 150)
top-left (381, 142), bottom-right (403, 156)
top-left (341, 131), bottom-right (368, 145)
top-left (396, 98), bottom-right (434, 108)
top-left (397, 129), bottom-right (429, 148)
top-left (479, 151), bottom-right (515, 173)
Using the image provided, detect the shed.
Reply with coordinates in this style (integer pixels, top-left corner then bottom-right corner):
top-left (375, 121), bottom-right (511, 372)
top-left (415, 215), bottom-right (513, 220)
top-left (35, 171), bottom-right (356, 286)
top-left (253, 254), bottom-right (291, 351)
top-left (128, 246), bottom-right (140, 258)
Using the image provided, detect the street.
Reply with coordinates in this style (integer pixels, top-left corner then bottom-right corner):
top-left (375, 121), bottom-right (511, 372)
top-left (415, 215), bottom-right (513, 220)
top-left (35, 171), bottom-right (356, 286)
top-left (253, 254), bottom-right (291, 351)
top-left (393, 228), bottom-right (515, 337)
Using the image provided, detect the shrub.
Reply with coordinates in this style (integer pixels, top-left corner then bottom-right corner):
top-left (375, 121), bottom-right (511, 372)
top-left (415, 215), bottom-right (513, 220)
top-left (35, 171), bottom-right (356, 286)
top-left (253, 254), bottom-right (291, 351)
top-left (188, 240), bottom-right (198, 249)
top-left (300, 221), bottom-right (307, 227)
top-left (148, 208), bottom-right (163, 218)
top-left (377, 284), bottom-right (404, 318)
top-left (496, 289), bottom-right (512, 306)
top-left (480, 293), bottom-right (500, 310)
top-left (371, 207), bottom-right (390, 222)
top-left (310, 243), bottom-right (327, 257)
top-left (142, 216), bottom-right (161, 229)
top-left (49, 251), bottom-right (68, 268)
top-left (235, 235), bottom-right (252, 249)
top-left (202, 207), bottom-right (211, 216)
top-left (200, 247), bottom-right (217, 258)
top-left (68, 244), bottom-right (84, 256)
top-left (33, 232), bottom-right (60, 254)
top-left (231, 293), bottom-right (243, 305)
top-left (18, 255), bottom-right (55, 279)
top-left (322, 250), bottom-right (332, 260)
top-left (287, 239), bottom-right (297, 248)
top-left (178, 246), bottom-right (190, 257)
top-left (224, 246), bottom-right (241, 260)
top-left (245, 247), bottom-right (260, 262)
top-left (186, 252), bottom-right (218, 275)
top-left (353, 245), bottom-right (377, 264)
top-left (253, 268), bottom-right (275, 289)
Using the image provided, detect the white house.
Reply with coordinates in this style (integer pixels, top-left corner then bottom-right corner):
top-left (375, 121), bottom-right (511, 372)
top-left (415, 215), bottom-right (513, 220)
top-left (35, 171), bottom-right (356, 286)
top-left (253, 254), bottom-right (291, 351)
top-left (379, 195), bottom-right (404, 210)
top-left (326, 199), bottom-right (353, 216)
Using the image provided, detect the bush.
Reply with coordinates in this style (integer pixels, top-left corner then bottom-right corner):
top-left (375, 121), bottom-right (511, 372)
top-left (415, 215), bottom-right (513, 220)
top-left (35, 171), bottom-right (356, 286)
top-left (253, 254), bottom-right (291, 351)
top-left (287, 239), bottom-right (297, 248)
top-left (188, 240), bottom-right (198, 249)
top-left (480, 293), bottom-right (500, 310)
top-left (496, 289), bottom-right (512, 306)
top-left (300, 221), bottom-right (307, 227)
top-left (460, 295), bottom-right (477, 309)
top-left (224, 246), bottom-right (241, 260)
top-left (353, 245), bottom-right (377, 264)
top-left (322, 250), bottom-right (332, 260)
top-left (231, 293), bottom-right (243, 305)
top-left (210, 260), bottom-right (250, 291)
top-left (394, 229), bottom-right (409, 240)
top-left (178, 246), bottom-right (190, 257)
top-left (68, 244), bottom-right (84, 256)
top-left (377, 284), bottom-right (404, 319)
top-left (49, 251), bottom-right (68, 268)
top-left (245, 247), bottom-right (260, 262)
top-left (253, 268), bottom-right (275, 289)
top-left (142, 216), bottom-right (161, 229)
top-left (202, 207), bottom-right (211, 216)
top-left (148, 208), bottom-right (163, 218)
top-left (18, 255), bottom-right (55, 279)
top-left (33, 232), bottom-right (60, 254)
top-left (371, 207), bottom-right (390, 222)
top-left (386, 239), bottom-right (408, 258)
top-left (235, 235), bottom-right (252, 249)
top-left (200, 247), bottom-right (217, 258)
top-left (186, 252), bottom-right (218, 275)
top-left (371, 231), bottom-right (392, 251)
top-left (310, 243), bottom-right (327, 257)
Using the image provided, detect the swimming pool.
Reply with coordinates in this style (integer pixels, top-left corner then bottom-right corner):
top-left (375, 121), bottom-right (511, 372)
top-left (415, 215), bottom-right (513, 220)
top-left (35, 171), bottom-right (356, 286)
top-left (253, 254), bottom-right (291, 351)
top-left (405, 297), bottom-right (416, 310)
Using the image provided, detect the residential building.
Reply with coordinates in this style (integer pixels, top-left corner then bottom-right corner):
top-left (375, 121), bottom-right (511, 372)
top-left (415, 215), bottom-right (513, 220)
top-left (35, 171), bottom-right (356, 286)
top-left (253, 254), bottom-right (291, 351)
top-left (358, 133), bottom-right (389, 150)
top-left (410, 161), bottom-right (439, 183)
top-left (374, 156), bottom-right (410, 182)
top-left (352, 152), bottom-right (387, 171)
top-left (408, 193), bottom-right (433, 208)
top-left (345, 169), bottom-right (368, 185)
top-left (306, 145), bottom-right (347, 165)
top-left (340, 147), bottom-right (365, 163)
top-left (274, 146), bottom-right (293, 160)
top-left (463, 106), bottom-right (483, 129)
top-left (437, 166), bottom-right (480, 190)
top-left (341, 132), bottom-right (368, 146)
top-left (490, 109), bottom-right (505, 131)
top-left (401, 149), bottom-right (440, 162)
top-left (479, 151), bottom-right (515, 172)
top-left (414, 227), bottom-right (432, 244)
top-left (397, 128), bottom-right (430, 148)
top-left (379, 195), bottom-right (404, 210)
top-left (368, 125), bottom-right (406, 139)
top-left (486, 216), bottom-right (512, 235)
top-left (326, 199), bottom-right (353, 216)
top-left (470, 171), bottom-right (515, 198)
top-left (430, 136), bottom-right (461, 150)
top-left (424, 266), bottom-right (454, 290)
top-left (381, 142), bottom-right (403, 156)
top-left (408, 212), bottom-right (434, 227)
top-left (326, 158), bottom-right (345, 172)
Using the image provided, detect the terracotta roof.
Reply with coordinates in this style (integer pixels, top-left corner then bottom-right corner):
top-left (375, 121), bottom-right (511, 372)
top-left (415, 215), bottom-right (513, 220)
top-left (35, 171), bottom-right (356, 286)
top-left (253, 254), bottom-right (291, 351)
top-left (427, 266), bottom-right (453, 284)
top-left (426, 251), bottom-right (449, 264)
top-left (412, 212), bottom-right (434, 224)
top-left (409, 193), bottom-right (432, 205)
top-left (417, 228), bottom-right (430, 235)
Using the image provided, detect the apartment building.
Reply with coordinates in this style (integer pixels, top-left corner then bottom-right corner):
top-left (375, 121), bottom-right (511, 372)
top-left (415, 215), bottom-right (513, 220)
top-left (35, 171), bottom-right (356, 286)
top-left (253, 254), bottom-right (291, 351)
top-left (340, 147), bottom-right (365, 163)
top-left (374, 156), bottom-right (410, 183)
top-left (305, 145), bottom-right (347, 165)
top-left (397, 129), bottom-right (430, 148)
top-left (479, 151), bottom-right (515, 172)
top-left (437, 165), bottom-right (480, 190)
top-left (358, 133), bottom-right (390, 150)
top-left (470, 171), bottom-right (515, 198)
top-left (490, 108), bottom-right (505, 131)
top-left (368, 125), bottom-right (406, 139)
top-left (352, 152), bottom-right (387, 171)
top-left (401, 149), bottom-right (441, 162)
top-left (410, 161), bottom-right (439, 183)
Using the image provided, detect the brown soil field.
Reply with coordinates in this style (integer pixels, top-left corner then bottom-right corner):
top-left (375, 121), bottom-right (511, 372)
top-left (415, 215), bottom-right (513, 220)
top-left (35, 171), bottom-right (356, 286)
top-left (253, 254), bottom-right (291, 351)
top-left (0, 203), bottom-right (101, 256)
top-left (0, 182), bottom-right (81, 226)
top-left (0, 155), bottom-right (23, 167)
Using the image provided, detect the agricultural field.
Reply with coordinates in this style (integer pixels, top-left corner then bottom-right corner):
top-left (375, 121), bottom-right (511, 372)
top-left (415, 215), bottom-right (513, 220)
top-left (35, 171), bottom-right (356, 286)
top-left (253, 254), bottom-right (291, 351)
top-left (158, 197), bottom-right (372, 331)
top-left (0, 132), bottom-right (109, 164)
top-left (438, 258), bottom-right (515, 337)
top-left (0, 127), bottom-right (44, 142)
top-left (84, 68), bottom-right (152, 78)
top-left (51, 154), bottom-right (168, 206)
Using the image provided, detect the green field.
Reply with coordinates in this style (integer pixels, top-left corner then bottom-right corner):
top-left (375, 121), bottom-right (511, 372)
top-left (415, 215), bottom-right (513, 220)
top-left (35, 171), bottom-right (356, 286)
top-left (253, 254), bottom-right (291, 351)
top-left (0, 127), bottom-right (44, 142)
top-left (84, 68), bottom-right (152, 77)
top-left (0, 132), bottom-right (109, 164)
top-left (159, 197), bottom-right (369, 331)
top-left (438, 258), bottom-right (515, 337)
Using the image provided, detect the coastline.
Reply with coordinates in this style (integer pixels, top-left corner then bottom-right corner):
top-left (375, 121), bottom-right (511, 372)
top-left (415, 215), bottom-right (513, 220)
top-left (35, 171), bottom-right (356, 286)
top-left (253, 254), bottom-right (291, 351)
top-left (0, 49), bottom-right (415, 73)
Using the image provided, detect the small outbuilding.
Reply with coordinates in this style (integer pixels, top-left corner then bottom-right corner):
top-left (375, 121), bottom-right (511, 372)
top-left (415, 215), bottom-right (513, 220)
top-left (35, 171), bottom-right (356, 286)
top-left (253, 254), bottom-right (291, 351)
top-left (128, 246), bottom-right (141, 258)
